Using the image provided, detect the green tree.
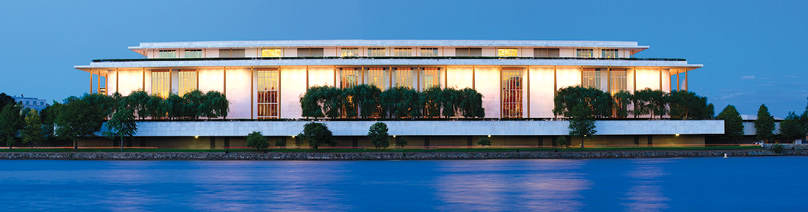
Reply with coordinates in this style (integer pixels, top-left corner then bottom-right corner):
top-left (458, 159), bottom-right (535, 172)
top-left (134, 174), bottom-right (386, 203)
top-left (204, 91), bottom-right (229, 119)
top-left (368, 122), bottom-right (390, 149)
top-left (56, 97), bottom-right (105, 149)
top-left (297, 122), bottom-right (336, 151)
top-left (350, 85), bottom-right (382, 118)
top-left (0, 93), bottom-right (15, 111)
top-left (553, 86), bottom-right (611, 118)
top-left (716, 105), bottom-right (744, 143)
top-left (0, 104), bottom-right (23, 149)
top-left (395, 137), bottom-right (408, 149)
top-left (166, 94), bottom-right (185, 120)
top-left (755, 104), bottom-right (775, 142)
top-left (612, 90), bottom-right (632, 118)
top-left (668, 90), bottom-right (711, 119)
top-left (39, 101), bottom-right (62, 143)
top-left (182, 90), bottom-right (205, 119)
top-left (441, 88), bottom-right (462, 118)
top-left (459, 88), bottom-right (485, 118)
top-left (246, 131), bottom-right (269, 150)
top-left (477, 137), bottom-right (491, 147)
top-left (146, 95), bottom-right (165, 119)
top-left (300, 86), bottom-right (327, 118)
top-left (403, 88), bottom-right (423, 118)
top-left (380, 87), bottom-right (406, 118)
top-left (422, 87), bottom-right (442, 118)
top-left (556, 136), bottom-right (568, 148)
top-left (647, 89), bottom-right (668, 119)
top-left (779, 112), bottom-right (805, 142)
top-left (20, 109), bottom-right (43, 147)
top-left (569, 104), bottom-right (597, 148)
top-left (103, 107), bottom-right (137, 151)
top-left (126, 91), bottom-right (150, 119)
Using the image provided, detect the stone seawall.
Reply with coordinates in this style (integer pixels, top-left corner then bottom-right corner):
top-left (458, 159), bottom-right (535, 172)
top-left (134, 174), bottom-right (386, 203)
top-left (0, 149), bottom-right (799, 160)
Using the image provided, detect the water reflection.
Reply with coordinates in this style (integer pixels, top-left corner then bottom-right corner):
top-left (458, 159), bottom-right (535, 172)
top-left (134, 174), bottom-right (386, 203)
top-left (622, 159), bottom-right (672, 212)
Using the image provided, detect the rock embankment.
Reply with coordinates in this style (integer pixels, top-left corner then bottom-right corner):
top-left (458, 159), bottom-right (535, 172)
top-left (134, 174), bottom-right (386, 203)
top-left (0, 149), bottom-right (799, 160)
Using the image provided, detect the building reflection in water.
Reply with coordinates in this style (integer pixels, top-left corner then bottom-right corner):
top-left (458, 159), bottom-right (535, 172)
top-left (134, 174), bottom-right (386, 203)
top-left (622, 159), bottom-right (672, 212)
top-left (433, 160), bottom-right (591, 211)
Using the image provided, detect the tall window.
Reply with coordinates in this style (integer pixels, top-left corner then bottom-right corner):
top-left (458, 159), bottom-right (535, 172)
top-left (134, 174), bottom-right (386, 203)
top-left (394, 67), bottom-right (414, 88)
top-left (368, 48), bottom-right (386, 56)
top-left (576, 49), bottom-right (593, 58)
top-left (456, 48), bottom-right (482, 56)
top-left (178, 70), bottom-right (197, 96)
top-left (420, 48), bottom-right (438, 56)
top-left (262, 48), bottom-right (282, 57)
top-left (184, 49), bottom-right (202, 58)
top-left (366, 67), bottom-right (387, 90)
top-left (602, 49), bottom-right (618, 58)
top-left (502, 69), bottom-right (523, 118)
top-left (497, 48), bottom-right (518, 57)
top-left (340, 68), bottom-right (360, 88)
top-left (582, 69), bottom-right (601, 89)
top-left (257, 69), bottom-right (280, 119)
top-left (609, 69), bottom-right (627, 94)
top-left (394, 48), bottom-right (412, 56)
top-left (158, 50), bottom-right (177, 58)
top-left (340, 48), bottom-right (359, 57)
top-left (151, 70), bottom-right (170, 98)
top-left (421, 67), bottom-right (441, 90)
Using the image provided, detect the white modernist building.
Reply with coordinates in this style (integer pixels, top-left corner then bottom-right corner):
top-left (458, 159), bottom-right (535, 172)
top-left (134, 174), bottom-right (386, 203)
top-left (75, 40), bottom-right (721, 148)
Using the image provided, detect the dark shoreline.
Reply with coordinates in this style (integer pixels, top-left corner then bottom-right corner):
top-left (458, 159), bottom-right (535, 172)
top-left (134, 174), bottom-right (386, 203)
top-left (0, 149), bottom-right (804, 160)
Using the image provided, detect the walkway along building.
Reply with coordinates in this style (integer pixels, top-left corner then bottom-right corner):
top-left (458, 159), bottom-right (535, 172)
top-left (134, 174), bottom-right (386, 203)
top-left (75, 40), bottom-right (723, 149)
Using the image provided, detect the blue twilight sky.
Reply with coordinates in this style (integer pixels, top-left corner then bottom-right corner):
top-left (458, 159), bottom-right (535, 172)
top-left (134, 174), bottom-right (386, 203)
top-left (0, 0), bottom-right (805, 117)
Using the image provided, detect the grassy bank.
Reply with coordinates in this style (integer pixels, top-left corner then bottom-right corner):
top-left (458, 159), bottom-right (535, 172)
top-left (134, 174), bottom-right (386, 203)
top-left (0, 146), bottom-right (763, 153)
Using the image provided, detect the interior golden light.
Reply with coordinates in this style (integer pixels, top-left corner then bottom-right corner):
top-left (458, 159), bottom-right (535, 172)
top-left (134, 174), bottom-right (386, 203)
top-left (487, 135), bottom-right (492, 138)
top-left (194, 135), bottom-right (199, 139)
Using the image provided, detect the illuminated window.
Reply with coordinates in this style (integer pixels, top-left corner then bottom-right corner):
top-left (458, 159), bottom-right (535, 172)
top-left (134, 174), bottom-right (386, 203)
top-left (184, 49), bottom-right (202, 58)
top-left (602, 49), bottom-right (618, 58)
top-left (368, 48), bottom-right (386, 56)
top-left (420, 48), bottom-right (438, 56)
top-left (456, 48), bottom-right (482, 56)
top-left (497, 48), bottom-right (518, 57)
top-left (340, 68), bottom-right (360, 88)
top-left (394, 67), bottom-right (414, 88)
top-left (158, 50), bottom-right (177, 58)
top-left (150, 70), bottom-right (170, 98)
top-left (257, 69), bottom-right (280, 119)
top-left (582, 69), bottom-right (601, 89)
top-left (502, 69), bottom-right (523, 118)
top-left (394, 48), bottom-right (412, 56)
top-left (367, 67), bottom-right (387, 90)
top-left (421, 67), bottom-right (441, 90)
top-left (178, 70), bottom-right (197, 96)
top-left (577, 49), bottom-right (593, 58)
top-left (609, 69), bottom-right (627, 94)
top-left (261, 48), bottom-right (282, 57)
top-left (341, 48), bottom-right (359, 57)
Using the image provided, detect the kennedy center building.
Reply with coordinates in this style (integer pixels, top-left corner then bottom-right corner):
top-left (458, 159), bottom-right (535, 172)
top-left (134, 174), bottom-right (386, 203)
top-left (75, 40), bottom-right (723, 148)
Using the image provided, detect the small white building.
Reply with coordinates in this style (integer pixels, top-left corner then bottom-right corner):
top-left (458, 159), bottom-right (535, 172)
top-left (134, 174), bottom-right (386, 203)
top-left (12, 95), bottom-right (48, 111)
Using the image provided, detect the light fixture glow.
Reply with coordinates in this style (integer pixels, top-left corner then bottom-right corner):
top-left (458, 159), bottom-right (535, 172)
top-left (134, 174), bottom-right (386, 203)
top-left (393, 135), bottom-right (396, 138)
top-left (487, 135), bottom-right (491, 138)
top-left (194, 135), bottom-right (199, 139)
top-left (675, 134), bottom-right (680, 136)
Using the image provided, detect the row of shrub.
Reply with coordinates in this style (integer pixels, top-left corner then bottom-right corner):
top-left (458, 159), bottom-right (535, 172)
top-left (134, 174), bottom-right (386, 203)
top-left (85, 90), bottom-right (229, 120)
top-left (553, 86), bottom-right (714, 119)
top-left (300, 85), bottom-right (485, 119)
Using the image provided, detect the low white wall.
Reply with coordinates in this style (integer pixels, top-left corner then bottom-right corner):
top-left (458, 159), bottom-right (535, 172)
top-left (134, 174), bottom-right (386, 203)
top-left (130, 120), bottom-right (724, 137)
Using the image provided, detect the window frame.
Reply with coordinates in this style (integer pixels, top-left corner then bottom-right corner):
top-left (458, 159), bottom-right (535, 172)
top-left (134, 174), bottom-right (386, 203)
top-left (256, 69), bottom-right (280, 119)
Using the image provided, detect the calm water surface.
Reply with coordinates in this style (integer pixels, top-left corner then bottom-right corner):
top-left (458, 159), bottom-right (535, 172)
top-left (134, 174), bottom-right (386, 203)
top-left (1, 157), bottom-right (806, 211)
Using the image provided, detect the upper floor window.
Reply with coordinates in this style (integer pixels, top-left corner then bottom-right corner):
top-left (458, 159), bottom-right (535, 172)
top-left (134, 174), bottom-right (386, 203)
top-left (262, 48), bottom-right (282, 57)
top-left (455, 48), bottom-right (482, 56)
top-left (159, 50), bottom-right (177, 58)
top-left (582, 68), bottom-right (601, 89)
top-left (576, 49), bottom-right (593, 58)
top-left (420, 48), bottom-right (438, 56)
top-left (366, 67), bottom-right (388, 90)
top-left (341, 48), bottom-right (359, 57)
top-left (368, 48), bottom-right (386, 57)
top-left (497, 48), bottom-right (518, 57)
top-left (534, 48), bottom-right (560, 57)
top-left (219, 49), bottom-right (245, 58)
top-left (184, 49), bottom-right (202, 58)
top-left (394, 48), bottom-right (412, 56)
top-left (393, 67), bottom-right (414, 88)
top-left (297, 48), bottom-right (324, 57)
top-left (602, 49), bottom-right (618, 58)
top-left (340, 68), bottom-right (360, 88)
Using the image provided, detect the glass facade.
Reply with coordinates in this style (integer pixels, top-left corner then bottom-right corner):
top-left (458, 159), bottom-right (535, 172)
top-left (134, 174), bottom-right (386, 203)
top-left (257, 69), bottom-right (280, 119)
top-left (368, 48), bottom-right (386, 57)
top-left (184, 49), bottom-right (202, 58)
top-left (497, 49), bottom-right (518, 57)
top-left (421, 67), bottom-right (441, 90)
top-left (394, 48), bottom-right (412, 56)
top-left (158, 50), bottom-right (177, 58)
top-left (151, 70), bottom-right (170, 98)
top-left (420, 48), bottom-right (438, 56)
top-left (393, 67), bottom-right (414, 88)
top-left (582, 69), bottom-right (601, 89)
top-left (534, 48), bottom-right (560, 57)
top-left (502, 69), bottom-right (523, 118)
top-left (576, 49), bottom-right (593, 58)
top-left (262, 48), bottom-right (282, 57)
top-left (609, 69), bottom-right (627, 94)
top-left (602, 49), bottom-right (618, 58)
top-left (367, 67), bottom-right (387, 90)
top-left (178, 70), bottom-right (197, 95)
top-left (340, 68), bottom-right (360, 88)
top-left (340, 48), bottom-right (359, 57)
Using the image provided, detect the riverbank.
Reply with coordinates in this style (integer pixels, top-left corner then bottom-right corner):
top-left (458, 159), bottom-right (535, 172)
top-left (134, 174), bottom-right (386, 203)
top-left (0, 149), bottom-right (803, 160)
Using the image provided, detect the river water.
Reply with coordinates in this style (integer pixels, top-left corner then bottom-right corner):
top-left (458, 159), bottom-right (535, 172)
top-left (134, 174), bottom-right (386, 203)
top-left (1, 157), bottom-right (806, 211)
